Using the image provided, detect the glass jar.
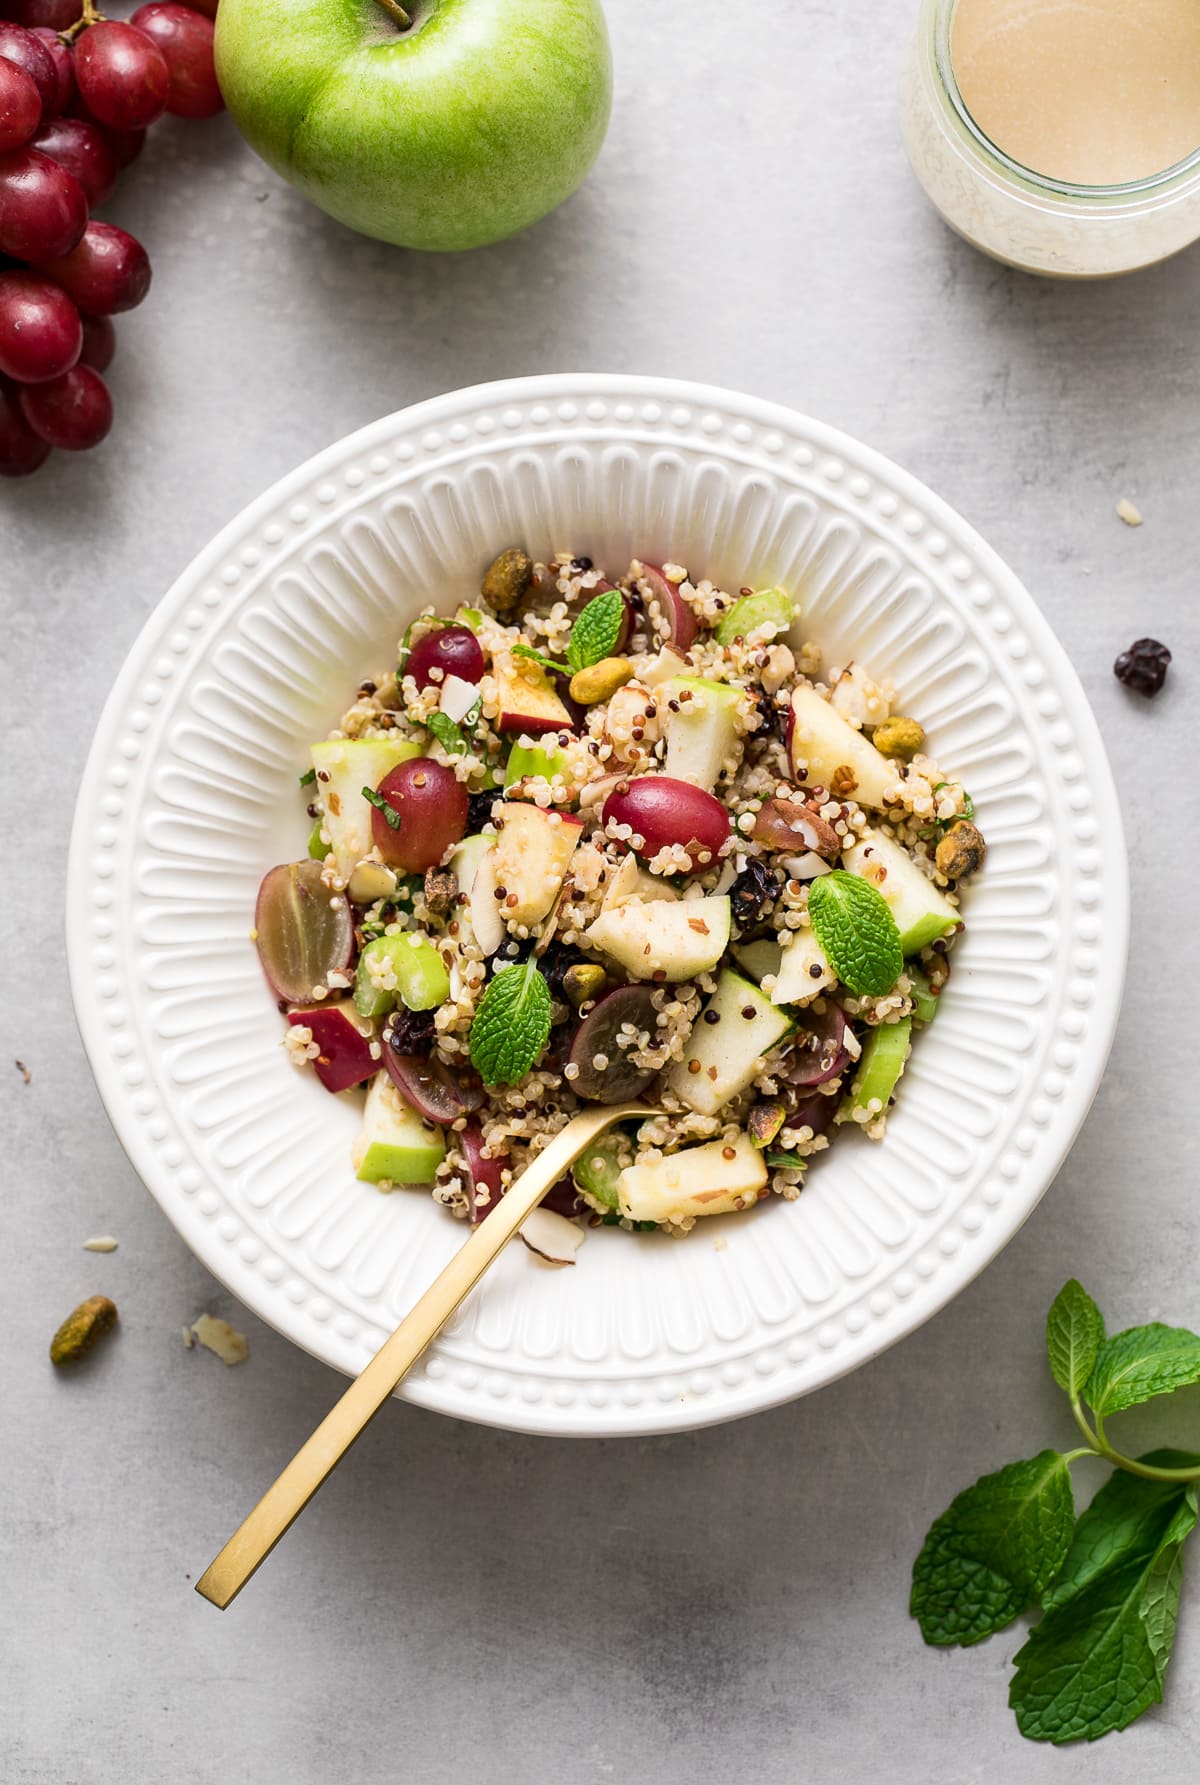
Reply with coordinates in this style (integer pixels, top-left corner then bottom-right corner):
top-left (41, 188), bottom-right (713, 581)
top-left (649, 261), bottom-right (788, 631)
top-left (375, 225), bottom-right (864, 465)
top-left (900, 0), bottom-right (1200, 278)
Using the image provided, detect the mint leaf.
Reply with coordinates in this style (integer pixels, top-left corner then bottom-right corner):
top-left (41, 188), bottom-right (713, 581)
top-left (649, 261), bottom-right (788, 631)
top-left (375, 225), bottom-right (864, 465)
top-left (911, 1451), bottom-right (1075, 1647)
top-left (298, 767), bottom-right (316, 787)
top-left (362, 786), bottom-right (402, 830)
top-left (1011, 1459), bottom-right (1199, 1743)
top-left (566, 588), bottom-right (626, 673)
top-left (511, 641), bottom-right (569, 676)
top-left (1085, 1322), bottom-right (1200, 1417)
top-left (426, 712), bottom-right (468, 757)
top-left (468, 960), bottom-right (552, 1087)
top-left (807, 870), bottom-right (903, 997)
top-left (1046, 1280), bottom-right (1104, 1398)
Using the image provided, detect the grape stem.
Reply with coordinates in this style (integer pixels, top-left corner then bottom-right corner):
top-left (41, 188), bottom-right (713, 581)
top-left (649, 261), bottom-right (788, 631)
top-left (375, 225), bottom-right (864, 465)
top-left (374, 0), bottom-right (413, 27)
top-left (60, 0), bottom-right (105, 46)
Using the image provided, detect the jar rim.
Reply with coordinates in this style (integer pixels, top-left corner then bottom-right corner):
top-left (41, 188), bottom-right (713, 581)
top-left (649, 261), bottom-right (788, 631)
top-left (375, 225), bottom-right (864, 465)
top-left (930, 0), bottom-right (1200, 200)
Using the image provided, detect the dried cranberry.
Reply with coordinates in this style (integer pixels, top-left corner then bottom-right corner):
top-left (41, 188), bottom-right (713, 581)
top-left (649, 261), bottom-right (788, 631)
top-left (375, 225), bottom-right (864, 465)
top-left (730, 858), bottom-right (781, 932)
top-left (467, 787), bottom-right (499, 832)
top-left (1114, 637), bottom-right (1171, 697)
top-left (386, 1007), bottom-right (436, 1054)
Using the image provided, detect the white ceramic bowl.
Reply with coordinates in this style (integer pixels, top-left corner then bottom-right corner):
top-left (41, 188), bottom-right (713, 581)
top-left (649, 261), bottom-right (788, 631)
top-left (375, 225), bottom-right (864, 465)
top-left (67, 375), bottom-right (1127, 1436)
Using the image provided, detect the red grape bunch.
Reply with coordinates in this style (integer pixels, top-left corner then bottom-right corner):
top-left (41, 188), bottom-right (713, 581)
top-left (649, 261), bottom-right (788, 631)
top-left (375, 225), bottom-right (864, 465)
top-left (0, 0), bottom-right (222, 476)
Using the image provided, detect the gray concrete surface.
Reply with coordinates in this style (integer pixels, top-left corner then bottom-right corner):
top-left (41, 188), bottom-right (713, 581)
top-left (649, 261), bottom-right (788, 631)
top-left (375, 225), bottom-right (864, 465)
top-left (4, 2), bottom-right (1199, 1779)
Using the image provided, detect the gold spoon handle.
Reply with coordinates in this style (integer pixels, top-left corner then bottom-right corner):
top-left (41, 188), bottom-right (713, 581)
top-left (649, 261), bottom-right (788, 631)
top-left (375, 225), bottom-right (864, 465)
top-left (195, 1102), bottom-right (655, 1609)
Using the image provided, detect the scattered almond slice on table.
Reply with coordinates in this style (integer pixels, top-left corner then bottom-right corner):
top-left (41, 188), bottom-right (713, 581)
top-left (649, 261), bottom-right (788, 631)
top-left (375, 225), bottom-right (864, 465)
top-left (1116, 497), bottom-right (1143, 526)
top-left (190, 1314), bottom-right (249, 1366)
top-left (82, 1236), bottom-right (118, 1253)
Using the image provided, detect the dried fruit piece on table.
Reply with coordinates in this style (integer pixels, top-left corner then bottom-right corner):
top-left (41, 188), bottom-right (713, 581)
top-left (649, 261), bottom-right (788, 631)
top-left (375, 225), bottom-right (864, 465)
top-left (1113, 637), bottom-right (1171, 697)
top-left (50, 1293), bottom-right (118, 1365)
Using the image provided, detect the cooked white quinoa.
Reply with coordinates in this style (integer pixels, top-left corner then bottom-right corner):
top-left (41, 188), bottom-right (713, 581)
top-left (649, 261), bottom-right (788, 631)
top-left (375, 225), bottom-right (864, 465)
top-left (265, 551), bottom-right (982, 1238)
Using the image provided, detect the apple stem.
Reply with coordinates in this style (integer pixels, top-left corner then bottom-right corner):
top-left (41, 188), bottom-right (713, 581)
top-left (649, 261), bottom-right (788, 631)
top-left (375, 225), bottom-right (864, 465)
top-left (373, 0), bottom-right (412, 27)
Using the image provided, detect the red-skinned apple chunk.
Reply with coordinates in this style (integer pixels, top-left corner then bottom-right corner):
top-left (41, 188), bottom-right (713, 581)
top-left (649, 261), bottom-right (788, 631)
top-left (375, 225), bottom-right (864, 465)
top-left (492, 647), bottom-right (574, 735)
top-left (371, 759), bottom-right (468, 872)
top-left (288, 1003), bottom-right (377, 1093)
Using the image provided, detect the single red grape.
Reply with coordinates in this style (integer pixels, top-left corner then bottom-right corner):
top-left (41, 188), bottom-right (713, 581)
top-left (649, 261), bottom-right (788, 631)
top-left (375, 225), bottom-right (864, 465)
top-left (43, 220), bottom-right (150, 314)
top-left (78, 310), bottom-right (113, 370)
top-left (371, 760), bottom-right (469, 872)
top-left (602, 776), bottom-right (731, 873)
top-left (32, 116), bottom-right (117, 205)
top-left (129, 4), bottom-right (221, 119)
top-left (0, 147), bottom-right (87, 262)
top-left (18, 360), bottom-right (111, 448)
top-left (29, 28), bottom-right (75, 116)
top-left (406, 624), bottom-right (485, 692)
top-left (6, 0), bottom-right (82, 32)
top-left (0, 55), bottom-right (41, 152)
top-left (74, 21), bottom-right (168, 131)
top-left (0, 22), bottom-right (57, 115)
top-left (0, 270), bottom-right (81, 381)
top-left (0, 377), bottom-right (50, 472)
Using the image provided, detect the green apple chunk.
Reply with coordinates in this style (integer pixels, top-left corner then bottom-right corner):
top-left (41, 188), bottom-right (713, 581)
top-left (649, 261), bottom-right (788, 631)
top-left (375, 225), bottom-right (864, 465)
top-left (658, 676), bottom-right (748, 792)
top-left (906, 964), bottom-right (940, 1023)
top-left (584, 894), bottom-right (730, 983)
top-left (769, 928), bottom-right (835, 1006)
top-left (789, 686), bottom-right (903, 810)
top-left (666, 969), bottom-right (794, 1117)
top-left (492, 802), bottom-right (584, 927)
top-left (504, 739), bottom-right (570, 790)
top-left (354, 929), bottom-right (450, 1021)
top-left (617, 1132), bottom-right (767, 1222)
top-left (714, 586), bottom-right (798, 647)
top-left (214, 0), bottom-right (613, 253)
top-left (311, 737), bottom-right (423, 888)
top-left (845, 1018), bottom-right (912, 1122)
top-left (841, 828), bottom-right (959, 954)
top-left (732, 938), bottom-right (782, 984)
top-left (353, 1074), bottom-right (446, 1185)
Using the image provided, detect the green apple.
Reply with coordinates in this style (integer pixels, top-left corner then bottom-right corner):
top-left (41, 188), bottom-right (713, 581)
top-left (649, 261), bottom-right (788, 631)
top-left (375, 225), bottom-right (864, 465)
top-left (214, 0), bottom-right (613, 251)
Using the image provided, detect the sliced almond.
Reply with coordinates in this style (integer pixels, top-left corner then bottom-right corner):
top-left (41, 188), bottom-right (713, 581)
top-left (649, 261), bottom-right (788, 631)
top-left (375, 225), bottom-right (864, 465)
top-left (520, 1207), bottom-right (585, 1266)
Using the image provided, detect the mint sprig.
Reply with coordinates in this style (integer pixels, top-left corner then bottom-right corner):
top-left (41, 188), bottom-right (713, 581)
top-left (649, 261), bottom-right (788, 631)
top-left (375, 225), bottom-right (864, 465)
top-left (511, 641), bottom-right (569, 676)
top-left (468, 959), bottom-right (552, 1087)
top-left (807, 870), bottom-right (903, 997)
top-left (425, 698), bottom-right (481, 759)
top-left (566, 588), bottom-right (626, 673)
top-left (913, 1280), bottom-right (1200, 1745)
top-left (362, 786), bottom-right (402, 830)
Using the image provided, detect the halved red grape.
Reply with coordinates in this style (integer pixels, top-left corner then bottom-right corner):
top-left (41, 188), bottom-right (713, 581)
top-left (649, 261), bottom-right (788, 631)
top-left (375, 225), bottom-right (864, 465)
top-left (29, 28), bottom-right (75, 116)
top-left (0, 271), bottom-right (81, 382)
top-left (778, 1001), bottom-right (851, 1088)
top-left (566, 984), bottom-right (661, 1103)
top-left (406, 624), bottom-right (484, 692)
top-left (129, 4), bottom-right (222, 119)
top-left (784, 1091), bottom-right (837, 1139)
top-left (254, 860), bottom-right (354, 1004)
top-left (0, 56), bottom-right (42, 152)
top-left (381, 1048), bottom-right (465, 1125)
top-left (0, 379), bottom-right (49, 473)
top-left (371, 759), bottom-right (469, 873)
top-left (0, 22), bottom-right (57, 115)
top-left (31, 118), bottom-right (118, 206)
top-left (0, 147), bottom-right (87, 262)
top-left (639, 563), bottom-right (696, 652)
top-left (602, 775), bottom-right (730, 873)
top-left (18, 361), bottom-right (110, 447)
top-left (43, 220), bottom-right (150, 313)
top-left (78, 310), bottom-right (114, 370)
top-left (75, 20), bottom-right (169, 130)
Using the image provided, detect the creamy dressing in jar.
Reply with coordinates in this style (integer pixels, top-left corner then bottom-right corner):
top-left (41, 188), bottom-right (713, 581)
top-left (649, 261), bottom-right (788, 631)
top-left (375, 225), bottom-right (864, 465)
top-left (901, 0), bottom-right (1200, 277)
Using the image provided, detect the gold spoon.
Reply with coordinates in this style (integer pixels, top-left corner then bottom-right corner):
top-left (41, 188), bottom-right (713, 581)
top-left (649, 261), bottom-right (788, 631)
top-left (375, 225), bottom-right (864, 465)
top-left (195, 1100), bottom-right (658, 1609)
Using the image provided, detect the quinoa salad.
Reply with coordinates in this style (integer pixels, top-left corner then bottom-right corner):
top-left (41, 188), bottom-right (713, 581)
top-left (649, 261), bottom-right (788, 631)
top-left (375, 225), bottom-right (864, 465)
top-left (253, 548), bottom-right (985, 1243)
